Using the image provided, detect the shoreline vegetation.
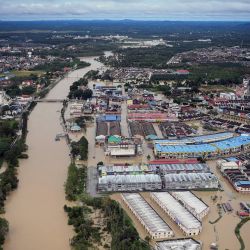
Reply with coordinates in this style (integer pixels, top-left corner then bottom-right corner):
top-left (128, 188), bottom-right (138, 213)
top-left (0, 103), bottom-right (35, 249)
top-left (64, 162), bottom-right (151, 250)
top-left (0, 62), bottom-right (90, 248)
top-left (235, 217), bottom-right (250, 250)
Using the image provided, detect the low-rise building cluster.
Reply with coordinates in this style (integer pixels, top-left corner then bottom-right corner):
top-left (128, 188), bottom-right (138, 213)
top-left (154, 133), bottom-right (250, 159)
top-left (122, 193), bottom-right (174, 239)
top-left (97, 161), bottom-right (219, 192)
top-left (122, 192), bottom-right (209, 240)
top-left (217, 158), bottom-right (250, 193)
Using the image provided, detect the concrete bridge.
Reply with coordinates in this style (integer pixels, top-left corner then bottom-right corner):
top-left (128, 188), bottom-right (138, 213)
top-left (35, 99), bottom-right (65, 103)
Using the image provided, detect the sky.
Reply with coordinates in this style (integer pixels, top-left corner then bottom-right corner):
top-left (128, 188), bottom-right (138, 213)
top-left (0, 0), bottom-right (250, 21)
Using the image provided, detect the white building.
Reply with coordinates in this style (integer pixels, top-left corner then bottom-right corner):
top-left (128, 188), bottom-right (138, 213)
top-left (150, 192), bottom-right (202, 236)
top-left (16, 95), bottom-right (33, 106)
top-left (216, 160), bottom-right (239, 172)
top-left (98, 174), bottom-right (162, 192)
top-left (122, 193), bottom-right (174, 239)
top-left (0, 91), bottom-right (11, 106)
top-left (243, 77), bottom-right (250, 88)
top-left (163, 172), bottom-right (219, 190)
top-left (219, 92), bottom-right (236, 100)
top-left (155, 238), bottom-right (201, 250)
top-left (70, 102), bottom-right (83, 116)
top-left (171, 191), bottom-right (209, 220)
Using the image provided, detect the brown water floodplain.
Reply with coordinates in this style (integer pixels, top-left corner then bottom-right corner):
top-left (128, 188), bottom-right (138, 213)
top-left (4, 56), bottom-right (106, 250)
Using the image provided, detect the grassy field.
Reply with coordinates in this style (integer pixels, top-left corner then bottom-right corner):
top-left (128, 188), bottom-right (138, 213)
top-left (11, 70), bottom-right (45, 77)
top-left (188, 63), bottom-right (250, 81)
top-left (200, 84), bottom-right (235, 93)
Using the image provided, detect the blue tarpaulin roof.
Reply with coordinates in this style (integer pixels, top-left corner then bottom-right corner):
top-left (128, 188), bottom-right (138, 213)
top-left (155, 135), bottom-right (250, 154)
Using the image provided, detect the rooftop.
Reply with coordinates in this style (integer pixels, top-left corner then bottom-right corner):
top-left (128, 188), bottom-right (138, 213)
top-left (164, 172), bottom-right (218, 183)
top-left (155, 135), bottom-right (250, 154)
top-left (154, 132), bottom-right (234, 145)
top-left (155, 238), bottom-right (201, 250)
top-left (99, 174), bottom-right (161, 184)
top-left (122, 193), bottom-right (173, 235)
top-left (151, 192), bottom-right (201, 230)
top-left (171, 191), bottom-right (208, 215)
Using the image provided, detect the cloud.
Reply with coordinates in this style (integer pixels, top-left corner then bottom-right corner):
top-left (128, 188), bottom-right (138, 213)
top-left (0, 0), bottom-right (250, 20)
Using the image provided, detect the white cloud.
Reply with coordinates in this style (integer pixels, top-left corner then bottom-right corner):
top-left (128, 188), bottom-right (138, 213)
top-left (0, 0), bottom-right (249, 20)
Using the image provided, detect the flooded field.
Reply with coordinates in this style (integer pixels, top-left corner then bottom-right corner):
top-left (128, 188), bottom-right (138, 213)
top-left (3, 55), bottom-right (107, 250)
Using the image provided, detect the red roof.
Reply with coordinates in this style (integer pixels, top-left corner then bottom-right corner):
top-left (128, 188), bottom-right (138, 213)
top-left (176, 69), bottom-right (190, 74)
top-left (149, 159), bottom-right (198, 165)
top-left (128, 104), bottom-right (150, 109)
top-left (127, 112), bottom-right (175, 120)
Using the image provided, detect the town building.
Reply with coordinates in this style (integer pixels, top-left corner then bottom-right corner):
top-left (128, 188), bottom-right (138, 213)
top-left (122, 193), bottom-right (174, 239)
top-left (216, 160), bottom-right (239, 172)
top-left (129, 121), bottom-right (144, 138)
top-left (171, 191), bottom-right (209, 220)
top-left (220, 164), bottom-right (250, 193)
top-left (98, 174), bottom-right (162, 192)
top-left (127, 112), bottom-right (177, 122)
top-left (163, 172), bottom-right (219, 190)
top-left (150, 192), bottom-right (202, 236)
top-left (149, 163), bottom-right (211, 174)
top-left (154, 132), bottom-right (234, 146)
top-left (105, 138), bottom-right (142, 157)
top-left (154, 135), bottom-right (250, 159)
top-left (219, 92), bottom-right (236, 100)
top-left (98, 164), bottom-right (153, 176)
top-left (155, 238), bottom-right (201, 250)
top-left (95, 121), bottom-right (108, 144)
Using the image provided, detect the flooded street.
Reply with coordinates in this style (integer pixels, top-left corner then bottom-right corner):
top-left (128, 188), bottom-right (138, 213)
top-left (3, 55), bottom-right (106, 250)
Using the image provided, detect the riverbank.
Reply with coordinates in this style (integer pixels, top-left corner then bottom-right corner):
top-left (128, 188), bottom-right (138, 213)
top-left (3, 55), bottom-right (106, 250)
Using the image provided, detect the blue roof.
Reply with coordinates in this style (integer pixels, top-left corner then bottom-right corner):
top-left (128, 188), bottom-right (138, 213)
top-left (235, 181), bottom-right (250, 186)
top-left (146, 134), bottom-right (159, 140)
top-left (103, 115), bottom-right (121, 121)
top-left (214, 135), bottom-right (250, 150)
top-left (155, 135), bottom-right (250, 154)
top-left (154, 132), bottom-right (234, 145)
top-left (225, 157), bottom-right (239, 162)
top-left (155, 143), bottom-right (216, 154)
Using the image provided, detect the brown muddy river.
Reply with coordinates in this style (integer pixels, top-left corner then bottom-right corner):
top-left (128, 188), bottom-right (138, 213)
top-left (3, 55), bottom-right (107, 250)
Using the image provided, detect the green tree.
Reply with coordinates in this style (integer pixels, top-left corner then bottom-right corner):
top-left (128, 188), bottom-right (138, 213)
top-left (0, 218), bottom-right (9, 246)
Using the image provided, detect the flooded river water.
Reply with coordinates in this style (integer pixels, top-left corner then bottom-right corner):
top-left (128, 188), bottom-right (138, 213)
top-left (3, 56), bottom-right (106, 250)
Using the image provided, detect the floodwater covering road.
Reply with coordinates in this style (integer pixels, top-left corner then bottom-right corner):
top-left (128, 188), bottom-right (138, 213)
top-left (3, 55), bottom-right (107, 250)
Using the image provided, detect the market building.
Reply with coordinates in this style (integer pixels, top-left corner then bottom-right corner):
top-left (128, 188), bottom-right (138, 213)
top-left (155, 238), bottom-right (201, 250)
top-left (171, 191), bottom-right (209, 220)
top-left (154, 135), bottom-right (250, 159)
top-left (122, 193), bottom-right (174, 239)
top-left (98, 174), bottom-right (162, 192)
top-left (150, 192), bottom-right (202, 236)
top-left (163, 172), bottom-right (219, 190)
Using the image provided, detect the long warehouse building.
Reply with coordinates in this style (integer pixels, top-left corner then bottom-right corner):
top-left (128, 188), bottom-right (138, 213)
top-left (154, 134), bottom-right (250, 159)
top-left (154, 132), bottom-right (234, 145)
top-left (163, 172), bottom-right (219, 190)
top-left (155, 238), bottom-right (201, 250)
top-left (122, 193), bottom-right (174, 239)
top-left (171, 191), bottom-right (209, 220)
top-left (98, 174), bottom-right (162, 192)
top-left (150, 192), bottom-right (202, 236)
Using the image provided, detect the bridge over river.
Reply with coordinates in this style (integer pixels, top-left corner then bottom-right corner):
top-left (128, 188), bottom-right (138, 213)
top-left (35, 99), bottom-right (65, 103)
